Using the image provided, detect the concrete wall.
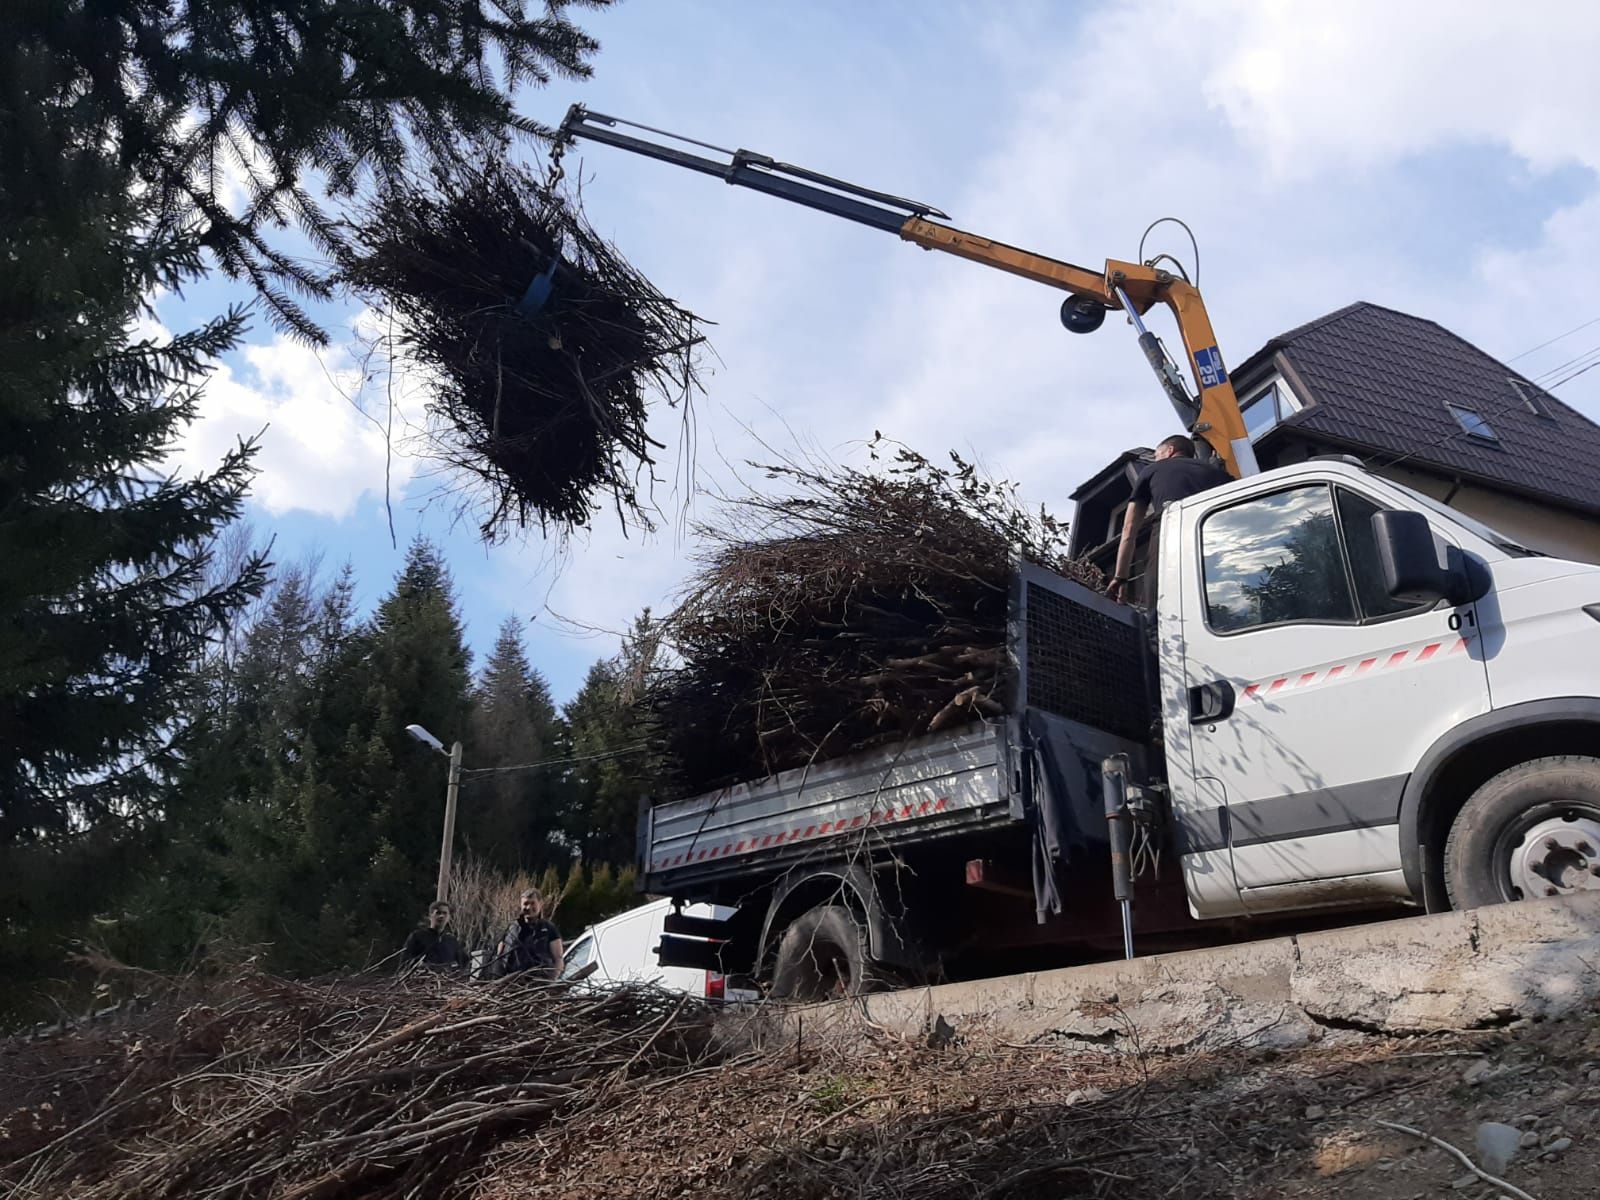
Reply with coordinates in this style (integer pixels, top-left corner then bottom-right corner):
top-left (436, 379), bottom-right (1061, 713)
top-left (776, 895), bottom-right (1600, 1052)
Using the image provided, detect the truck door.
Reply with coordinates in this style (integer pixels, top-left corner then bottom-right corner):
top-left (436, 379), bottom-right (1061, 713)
top-left (1176, 479), bottom-right (1491, 912)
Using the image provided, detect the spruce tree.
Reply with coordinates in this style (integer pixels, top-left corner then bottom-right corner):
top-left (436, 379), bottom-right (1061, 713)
top-left (0, 30), bottom-right (267, 851)
top-left (465, 617), bottom-right (560, 872)
top-left (7, 0), bottom-right (614, 340)
top-left (561, 613), bottom-right (665, 865)
top-left (362, 538), bottom-right (473, 912)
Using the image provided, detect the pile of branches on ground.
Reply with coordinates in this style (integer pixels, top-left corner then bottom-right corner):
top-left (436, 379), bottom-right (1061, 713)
top-left (339, 161), bottom-right (704, 539)
top-left (0, 964), bottom-right (718, 1200)
top-left (645, 441), bottom-right (1103, 793)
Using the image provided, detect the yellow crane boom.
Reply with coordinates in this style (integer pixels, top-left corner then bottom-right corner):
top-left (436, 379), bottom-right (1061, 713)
top-left (555, 106), bottom-right (1258, 478)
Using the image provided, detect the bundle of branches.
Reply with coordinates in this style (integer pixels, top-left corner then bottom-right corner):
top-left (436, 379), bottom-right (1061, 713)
top-left (646, 441), bottom-right (1103, 793)
top-left (339, 161), bottom-right (704, 539)
top-left (1, 966), bottom-right (718, 1200)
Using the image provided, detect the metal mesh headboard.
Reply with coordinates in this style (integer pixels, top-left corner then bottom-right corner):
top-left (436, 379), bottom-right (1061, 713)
top-left (1015, 562), bottom-right (1151, 742)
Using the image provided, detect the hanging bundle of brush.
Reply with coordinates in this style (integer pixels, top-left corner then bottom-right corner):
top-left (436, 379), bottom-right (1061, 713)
top-left (338, 160), bottom-right (705, 538)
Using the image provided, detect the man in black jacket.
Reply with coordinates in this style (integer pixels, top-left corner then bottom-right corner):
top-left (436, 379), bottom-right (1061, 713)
top-left (401, 901), bottom-right (469, 971)
top-left (1107, 435), bottom-right (1232, 605)
top-left (497, 888), bottom-right (565, 979)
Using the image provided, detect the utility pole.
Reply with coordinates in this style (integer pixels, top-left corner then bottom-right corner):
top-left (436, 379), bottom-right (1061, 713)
top-left (437, 740), bottom-right (463, 902)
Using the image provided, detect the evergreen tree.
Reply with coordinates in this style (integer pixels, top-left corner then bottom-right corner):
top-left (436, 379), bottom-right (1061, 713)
top-left (360, 538), bottom-right (473, 919)
top-left (464, 617), bottom-right (561, 872)
top-left (0, 28), bottom-right (267, 851)
top-left (561, 613), bottom-right (665, 865)
top-left (7, 0), bottom-right (615, 340)
top-left (149, 547), bottom-right (474, 975)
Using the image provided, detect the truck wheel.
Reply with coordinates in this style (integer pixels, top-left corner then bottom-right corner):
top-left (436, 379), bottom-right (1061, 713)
top-left (1444, 756), bottom-right (1600, 909)
top-left (770, 905), bottom-right (880, 1001)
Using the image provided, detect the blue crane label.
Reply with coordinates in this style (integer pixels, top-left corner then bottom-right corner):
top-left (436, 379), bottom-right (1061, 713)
top-left (1194, 346), bottom-right (1228, 388)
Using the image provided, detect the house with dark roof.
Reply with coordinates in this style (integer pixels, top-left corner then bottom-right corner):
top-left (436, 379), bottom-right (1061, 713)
top-left (1069, 302), bottom-right (1600, 570)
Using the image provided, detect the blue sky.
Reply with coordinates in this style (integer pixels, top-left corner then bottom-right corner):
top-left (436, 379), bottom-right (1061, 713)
top-left (158, 0), bottom-right (1600, 704)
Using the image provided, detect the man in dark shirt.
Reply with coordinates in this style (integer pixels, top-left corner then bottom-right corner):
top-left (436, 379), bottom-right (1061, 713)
top-left (1107, 434), bottom-right (1232, 605)
top-left (401, 901), bottom-right (469, 971)
top-left (497, 888), bottom-right (565, 979)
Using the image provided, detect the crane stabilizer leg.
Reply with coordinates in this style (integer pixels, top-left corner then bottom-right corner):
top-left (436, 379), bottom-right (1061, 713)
top-left (1102, 753), bottom-right (1137, 961)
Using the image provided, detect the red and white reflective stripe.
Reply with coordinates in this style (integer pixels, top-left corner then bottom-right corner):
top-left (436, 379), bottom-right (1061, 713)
top-left (1242, 634), bottom-right (1473, 702)
top-left (652, 796), bottom-right (952, 872)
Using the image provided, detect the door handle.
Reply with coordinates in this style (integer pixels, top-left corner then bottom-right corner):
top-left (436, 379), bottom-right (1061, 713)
top-left (1188, 679), bottom-right (1235, 724)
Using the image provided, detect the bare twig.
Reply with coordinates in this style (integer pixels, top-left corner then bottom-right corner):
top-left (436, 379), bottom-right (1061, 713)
top-left (1371, 1118), bottom-right (1542, 1200)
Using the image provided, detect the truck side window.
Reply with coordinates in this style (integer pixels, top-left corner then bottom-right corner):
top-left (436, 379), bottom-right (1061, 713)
top-left (1334, 488), bottom-right (1430, 621)
top-left (1201, 485), bottom-right (1357, 632)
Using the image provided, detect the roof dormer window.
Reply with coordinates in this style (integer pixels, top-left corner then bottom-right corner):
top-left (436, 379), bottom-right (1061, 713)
top-left (1239, 377), bottom-right (1301, 441)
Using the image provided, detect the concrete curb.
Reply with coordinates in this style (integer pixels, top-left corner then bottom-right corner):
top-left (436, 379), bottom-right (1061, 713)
top-left (793, 895), bottom-right (1600, 1052)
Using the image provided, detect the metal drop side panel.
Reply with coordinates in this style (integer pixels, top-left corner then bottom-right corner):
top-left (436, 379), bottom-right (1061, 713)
top-left (640, 723), bottom-right (1016, 891)
top-left (1014, 560), bottom-right (1152, 743)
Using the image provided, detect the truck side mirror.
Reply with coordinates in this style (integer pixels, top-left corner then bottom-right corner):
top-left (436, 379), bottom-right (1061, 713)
top-left (1372, 510), bottom-right (1479, 606)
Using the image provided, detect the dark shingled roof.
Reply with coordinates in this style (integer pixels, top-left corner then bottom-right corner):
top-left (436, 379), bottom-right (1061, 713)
top-left (1238, 302), bottom-right (1600, 517)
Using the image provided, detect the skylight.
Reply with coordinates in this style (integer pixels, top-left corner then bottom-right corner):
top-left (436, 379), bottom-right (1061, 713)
top-left (1447, 404), bottom-right (1499, 443)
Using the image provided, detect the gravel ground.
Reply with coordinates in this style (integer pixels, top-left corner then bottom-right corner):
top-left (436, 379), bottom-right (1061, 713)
top-left (480, 1002), bottom-right (1600, 1200)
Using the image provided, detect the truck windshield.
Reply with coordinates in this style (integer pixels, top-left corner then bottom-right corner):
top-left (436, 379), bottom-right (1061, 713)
top-left (1384, 481), bottom-right (1541, 557)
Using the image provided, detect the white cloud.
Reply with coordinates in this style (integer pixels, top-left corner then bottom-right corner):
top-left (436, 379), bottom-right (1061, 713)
top-left (1201, 1), bottom-right (1600, 176)
top-left (173, 316), bottom-right (422, 519)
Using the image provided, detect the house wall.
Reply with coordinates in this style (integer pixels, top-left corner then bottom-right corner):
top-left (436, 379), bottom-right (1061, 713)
top-left (1373, 466), bottom-right (1600, 566)
top-left (1261, 439), bottom-right (1600, 566)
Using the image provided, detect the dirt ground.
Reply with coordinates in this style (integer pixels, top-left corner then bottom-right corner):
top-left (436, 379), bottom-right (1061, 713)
top-left (3, 978), bottom-right (1596, 1200)
top-left (481, 1003), bottom-right (1600, 1200)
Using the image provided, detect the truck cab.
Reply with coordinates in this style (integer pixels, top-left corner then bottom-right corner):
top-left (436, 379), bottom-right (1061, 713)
top-left (1160, 459), bottom-right (1600, 919)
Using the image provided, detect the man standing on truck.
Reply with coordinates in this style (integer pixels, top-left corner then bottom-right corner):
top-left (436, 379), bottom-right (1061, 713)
top-left (1107, 435), bottom-right (1232, 605)
top-left (401, 901), bottom-right (469, 972)
top-left (497, 888), bottom-right (565, 979)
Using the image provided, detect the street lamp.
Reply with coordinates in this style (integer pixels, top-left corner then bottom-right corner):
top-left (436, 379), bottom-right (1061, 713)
top-left (406, 723), bottom-right (464, 902)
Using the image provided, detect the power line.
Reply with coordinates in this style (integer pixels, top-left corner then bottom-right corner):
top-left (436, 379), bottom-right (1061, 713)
top-left (1506, 315), bottom-right (1600, 363)
top-left (1529, 341), bottom-right (1600, 385)
top-left (1546, 358), bottom-right (1600, 391)
top-left (459, 743), bottom-right (653, 778)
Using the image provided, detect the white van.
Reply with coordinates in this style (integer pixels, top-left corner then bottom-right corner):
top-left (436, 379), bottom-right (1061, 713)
top-left (559, 897), bottom-right (756, 1001)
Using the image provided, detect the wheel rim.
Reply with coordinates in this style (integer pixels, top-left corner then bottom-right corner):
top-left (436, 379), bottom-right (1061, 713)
top-left (1496, 805), bottom-right (1600, 901)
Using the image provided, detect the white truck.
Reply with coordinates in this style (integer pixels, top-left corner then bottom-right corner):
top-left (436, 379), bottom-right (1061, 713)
top-left (638, 458), bottom-right (1600, 999)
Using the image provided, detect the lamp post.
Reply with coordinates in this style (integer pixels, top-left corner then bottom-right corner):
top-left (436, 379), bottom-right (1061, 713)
top-left (406, 724), bottom-right (463, 902)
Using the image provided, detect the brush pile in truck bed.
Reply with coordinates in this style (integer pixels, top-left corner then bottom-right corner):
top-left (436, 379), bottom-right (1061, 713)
top-left (645, 442), bottom-right (1103, 794)
top-left (339, 161), bottom-right (704, 540)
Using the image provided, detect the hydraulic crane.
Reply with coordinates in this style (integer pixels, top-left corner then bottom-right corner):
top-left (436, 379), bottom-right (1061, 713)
top-left (554, 106), bottom-right (1260, 478)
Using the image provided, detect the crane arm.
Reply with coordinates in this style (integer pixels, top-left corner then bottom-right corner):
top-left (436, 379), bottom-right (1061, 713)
top-left (556, 106), bottom-right (1256, 477)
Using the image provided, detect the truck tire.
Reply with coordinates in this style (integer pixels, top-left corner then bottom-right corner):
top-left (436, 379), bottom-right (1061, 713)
top-left (769, 905), bottom-right (883, 1001)
top-left (1444, 756), bottom-right (1600, 909)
